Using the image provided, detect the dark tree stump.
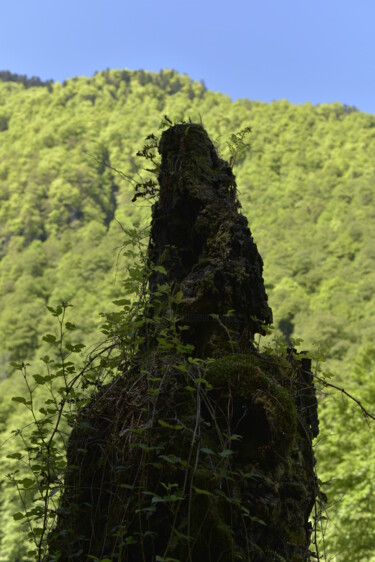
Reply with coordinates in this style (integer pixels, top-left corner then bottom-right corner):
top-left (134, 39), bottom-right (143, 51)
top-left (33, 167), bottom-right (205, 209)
top-left (48, 124), bottom-right (319, 562)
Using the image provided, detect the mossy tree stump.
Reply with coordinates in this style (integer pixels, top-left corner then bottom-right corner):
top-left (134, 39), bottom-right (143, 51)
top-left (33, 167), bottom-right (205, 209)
top-left (48, 124), bottom-right (319, 561)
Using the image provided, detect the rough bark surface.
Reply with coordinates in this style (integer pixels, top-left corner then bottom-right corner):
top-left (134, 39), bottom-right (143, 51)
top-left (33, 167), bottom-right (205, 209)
top-left (48, 124), bottom-right (319, 561)
top-left (148, 124), bottom-right (272, 356)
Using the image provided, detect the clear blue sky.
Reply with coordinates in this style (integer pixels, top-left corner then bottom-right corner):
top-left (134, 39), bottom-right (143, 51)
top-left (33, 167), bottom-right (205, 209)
top-left (2, 0), bottom-right (375, 113)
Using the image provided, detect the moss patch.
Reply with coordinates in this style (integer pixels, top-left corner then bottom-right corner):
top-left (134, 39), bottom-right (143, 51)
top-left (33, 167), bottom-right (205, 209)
top-left (205, 354), bottom-right (297, 463)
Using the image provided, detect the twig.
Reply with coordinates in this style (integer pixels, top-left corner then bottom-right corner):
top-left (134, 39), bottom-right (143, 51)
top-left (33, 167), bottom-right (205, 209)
top-left (312, 374), bottom-right (375, 422)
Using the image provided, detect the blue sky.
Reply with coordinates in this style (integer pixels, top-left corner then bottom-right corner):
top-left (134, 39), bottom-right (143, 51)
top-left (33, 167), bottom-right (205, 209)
top-left (2, 0), bottom-right (375, 113)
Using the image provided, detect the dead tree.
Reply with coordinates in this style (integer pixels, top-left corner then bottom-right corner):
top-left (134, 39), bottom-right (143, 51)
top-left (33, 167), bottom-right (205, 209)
top-left (48, 124), bottom-right (319, 561)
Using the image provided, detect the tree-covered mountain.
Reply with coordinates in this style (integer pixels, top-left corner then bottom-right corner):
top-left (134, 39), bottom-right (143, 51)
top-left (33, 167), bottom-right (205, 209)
top-left (0, 68), bottom-right (374, 561)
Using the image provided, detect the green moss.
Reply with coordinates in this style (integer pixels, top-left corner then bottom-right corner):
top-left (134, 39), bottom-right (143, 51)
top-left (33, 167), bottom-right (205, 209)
top-left (205, 354), bottom-right (297, 460)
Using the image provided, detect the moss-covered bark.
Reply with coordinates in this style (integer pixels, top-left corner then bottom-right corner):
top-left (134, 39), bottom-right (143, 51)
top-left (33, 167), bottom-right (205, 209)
top-left (148, 123), bottom-right (272, 357)
top-left (48, 124), bottom-right (319, 561)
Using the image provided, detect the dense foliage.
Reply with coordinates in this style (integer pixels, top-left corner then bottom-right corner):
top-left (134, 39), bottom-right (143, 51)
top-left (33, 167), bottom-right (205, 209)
top-left (0, 68), bottom-right (374, 561)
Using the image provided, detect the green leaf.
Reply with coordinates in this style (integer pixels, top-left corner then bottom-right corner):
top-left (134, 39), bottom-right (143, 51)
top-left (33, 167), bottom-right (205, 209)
top-left (6, 453), bottom-right (23, 460)
top-left (42, 334), bottom-right (57, 344)
top-left (13, 512), bottom-right (24, 521)
top-left (242, 471), bottom-right (259, 480)
top-left (230, 434), bottom-right (243, 442)
top-left (125, 536), bottom-right (137, 545)
top-left (158, 419), bottom-right (183, 430)
top-left (159, 454), bottom-right (183, 465)
top-left (175, 290), bottom-right (185, 303)
top-left (194, 377), bottom-right (212, 389)
top-left (154, 265), bottom-right (167, 274)
top-left (20, 478), bottom-right (35, 489)
top-left (151, 494), bottom-right (182, 504)
top-left (193, 486), bottom-right (213, 496)
top-left (201, 447), bottom-right (216, 456)
top-left (47, 305), bottom-right (64, 317)
top-left (175, 363), bottom-right (187, 373)
top-left (12, 396), bottom-right (27, 404)
top-left (10, 362), bottom-right (23, 370)
top-left (112, 298), bottom-right (131, 306)
top-left (185, 385), bottom-right (195, 392)
top-left (250, 515), bottom-right (267, 526)
top-left (40, 355), bottom-right (53, 364)
top-left (66, 343), bottom-right (86, 352)
top-left (219, 449), bottom-right (234, 458)
top-left (33, 374), bottom-right (51, 384)
top-left (138, 443), bottom-right (161, 452)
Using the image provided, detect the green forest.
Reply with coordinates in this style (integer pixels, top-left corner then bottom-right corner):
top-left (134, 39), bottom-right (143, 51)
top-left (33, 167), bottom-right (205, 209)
top-left (0, 68), bottom-right (374, 561)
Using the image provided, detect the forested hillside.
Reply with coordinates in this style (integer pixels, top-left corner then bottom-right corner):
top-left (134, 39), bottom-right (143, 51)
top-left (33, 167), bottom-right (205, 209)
top-left (0, 68), bottom-right (374, 561)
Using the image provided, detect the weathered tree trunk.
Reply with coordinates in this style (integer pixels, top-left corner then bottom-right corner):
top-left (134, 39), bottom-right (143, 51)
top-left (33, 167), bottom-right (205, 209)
top-left (48, 124), bottom-right (319, 561)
